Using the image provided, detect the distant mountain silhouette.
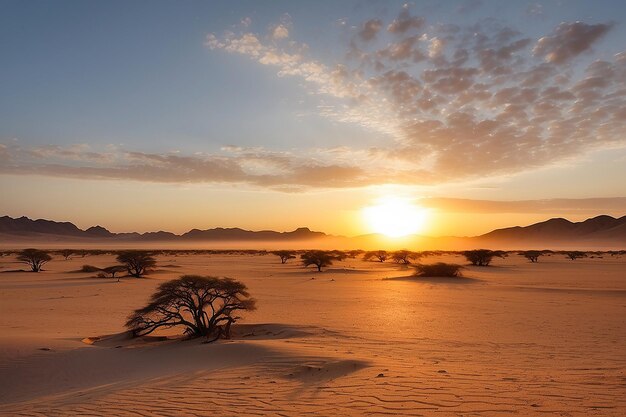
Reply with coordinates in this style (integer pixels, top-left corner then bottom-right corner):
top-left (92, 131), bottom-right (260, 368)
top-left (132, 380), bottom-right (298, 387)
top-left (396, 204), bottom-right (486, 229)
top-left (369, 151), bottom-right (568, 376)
top-left (0, 215), bottom-right (327, 242)
top-left (478, 215), bottom-right (626, 242)
top-left (181, 226), bottom-right (325, 241)
top-left (0, 214), bottom-right (624, 248)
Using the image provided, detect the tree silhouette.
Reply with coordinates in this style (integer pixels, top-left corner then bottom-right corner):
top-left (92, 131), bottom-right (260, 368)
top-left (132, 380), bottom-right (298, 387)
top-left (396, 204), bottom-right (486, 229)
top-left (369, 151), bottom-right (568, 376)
top-left (565, 251), bottom-right (587, 260)
top-left (16, 248), bottom-right (52, 272)
top-left (60, 249), bottom-right (75, 260)
top-left (391, 250), bottom-right (417, 265)
top-left (301, 250), bottom-right (335, 272)
top-left (519, 250), bottom-right (542, 263)
top-left (462, 249), bottom-right (506, 266)
top-left (102, 265), bottom-right (127, 281)
top-left (116, 251), bottom-right (157, 277)
top-left (126, 275), bottom-right (256, 340)
top-left (363, 250), bottom-right (388, 262)
top-left (272, 250), bottom-right (296, 264)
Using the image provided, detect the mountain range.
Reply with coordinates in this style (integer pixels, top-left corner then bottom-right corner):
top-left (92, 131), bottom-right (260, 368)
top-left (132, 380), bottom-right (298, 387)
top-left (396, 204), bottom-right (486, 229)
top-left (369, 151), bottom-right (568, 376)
top-left (0, 214), bottom-right (624, 249)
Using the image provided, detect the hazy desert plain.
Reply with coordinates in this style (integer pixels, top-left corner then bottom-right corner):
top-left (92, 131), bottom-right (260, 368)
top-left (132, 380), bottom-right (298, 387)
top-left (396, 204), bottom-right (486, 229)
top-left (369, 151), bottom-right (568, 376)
top-left (0, 250), bottom-right (625, 416)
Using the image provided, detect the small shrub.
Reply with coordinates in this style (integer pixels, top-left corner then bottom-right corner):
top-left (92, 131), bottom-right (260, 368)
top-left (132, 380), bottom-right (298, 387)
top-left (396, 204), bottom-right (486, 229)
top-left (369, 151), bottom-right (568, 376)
top-left (80, 264), bottom-right (101, 273)
top-left (462, 249), bottom-right (505, 266)
top-left (414, 263), bottom-right (464, 277)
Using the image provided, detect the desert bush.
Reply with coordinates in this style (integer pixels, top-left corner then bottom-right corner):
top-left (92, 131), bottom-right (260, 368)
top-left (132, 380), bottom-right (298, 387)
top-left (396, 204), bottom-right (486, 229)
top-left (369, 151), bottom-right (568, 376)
top-left (363, 250), bottom-right (388, 262)
top-left (329, 250), bottom-right (347, 261)
top-left (60, 249), bottom-right (75, 260)
top-left (462, 249), bottom-right (505, 266)
top-left (565, 251), bottom-right (587, 260)
top-left (391, 250), bottom-right (418, 265)
top-left (80, 264), bottom-right (101, 273)
top-left (414, 263), bottom-right (464, 277)
top-left (116, 251), bottom-right (157, 277)
top-left (346, 250), bottom-right (364, 258)
top-left (102, 265), bottom-right (127, 281)
top-left (519, 250), bottom-right (542, 263)
top-left (272, 250), bottom-right (296, 264)
top-left (301, 250), bottom-right (335, 272)
top-left (16, 248), bottom-right (52, 272)
top-left (126, 275), bottom-right (256, 340)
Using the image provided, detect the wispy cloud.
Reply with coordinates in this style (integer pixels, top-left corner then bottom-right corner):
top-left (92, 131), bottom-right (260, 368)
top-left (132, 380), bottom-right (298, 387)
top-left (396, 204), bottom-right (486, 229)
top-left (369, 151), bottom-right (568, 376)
top-left (418, 197), bottom-right (626, 214)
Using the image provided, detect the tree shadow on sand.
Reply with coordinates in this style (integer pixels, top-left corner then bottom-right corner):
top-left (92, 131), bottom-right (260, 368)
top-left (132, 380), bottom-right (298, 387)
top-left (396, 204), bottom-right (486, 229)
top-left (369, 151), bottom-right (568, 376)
top-left (383, 275), bottom-right (483, 284)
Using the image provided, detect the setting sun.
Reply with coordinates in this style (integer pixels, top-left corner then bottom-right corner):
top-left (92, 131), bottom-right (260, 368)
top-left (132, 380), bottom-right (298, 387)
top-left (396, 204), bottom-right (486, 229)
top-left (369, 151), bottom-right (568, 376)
top-left (362, 198), bottom-right (428, 238)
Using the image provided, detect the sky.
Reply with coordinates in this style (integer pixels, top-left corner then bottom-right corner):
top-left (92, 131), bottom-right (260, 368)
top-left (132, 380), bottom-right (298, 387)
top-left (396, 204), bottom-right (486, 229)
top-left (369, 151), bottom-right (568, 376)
top-left (1, 0), bottom-right (625, 237)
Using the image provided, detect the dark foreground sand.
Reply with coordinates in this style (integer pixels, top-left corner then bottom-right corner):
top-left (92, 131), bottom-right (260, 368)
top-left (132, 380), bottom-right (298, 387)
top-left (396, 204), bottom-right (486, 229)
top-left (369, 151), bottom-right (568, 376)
top-left (1, 252), bottom-right (625, 416)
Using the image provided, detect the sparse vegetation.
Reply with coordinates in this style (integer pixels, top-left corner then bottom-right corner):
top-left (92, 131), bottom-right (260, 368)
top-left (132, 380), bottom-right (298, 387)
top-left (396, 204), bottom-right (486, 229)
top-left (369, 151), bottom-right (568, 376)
top-left (391, 250), bottom-right (418, 265)
top-left (272, 250), bottom-right (296, 264)
top-left (565, 251), bottom-right (587, 261)
top-left (126, 275), bottom-right (256, 340)
top-left (60, 249), bottom-right (75, 260)
top-left (116, 250), bottom-right (157, 277)
top-left (16, 248), bottom-right (52, 272)
top-left (414, 263), bottom-right (464, 278)
top-left (519, 250), bottom-right (542, 263)
top-left (102, 265), bottom-right (127, 281)
top-left (301, 250), bottom-right (336, 272)
top-left (363, 250), bottom-right (388, 262)
top-left (80, 264), bottom-right (101, 273)
top-left (462, 249), bottom-right (506, 266)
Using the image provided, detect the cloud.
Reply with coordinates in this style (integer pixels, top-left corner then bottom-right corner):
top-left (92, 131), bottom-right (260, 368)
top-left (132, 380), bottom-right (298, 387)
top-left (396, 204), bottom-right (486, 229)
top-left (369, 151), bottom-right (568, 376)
top-left (387, 8), bottom-right (425, 34)
top-left (0, 143), bottom-right (411, 190)
top-left (359, 19), bottom-right (382, 41)
top-left (418, 197), bottom-right (626, 214)
top-left (533, 21), bottom-right (613, 64)
top-left (271, 24), bottom-right (289, 40)
top-left (4, 8), bottom-right (625, 191)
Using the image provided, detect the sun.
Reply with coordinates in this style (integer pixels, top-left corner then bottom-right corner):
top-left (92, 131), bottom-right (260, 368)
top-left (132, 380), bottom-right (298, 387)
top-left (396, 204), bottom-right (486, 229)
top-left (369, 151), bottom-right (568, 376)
top-left (362, 197), bottom-right (428, 238)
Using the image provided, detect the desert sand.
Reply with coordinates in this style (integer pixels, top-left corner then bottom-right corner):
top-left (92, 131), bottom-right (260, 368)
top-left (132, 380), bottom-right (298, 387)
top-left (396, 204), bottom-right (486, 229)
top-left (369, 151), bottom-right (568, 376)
top-left (1, 251), bottom-right (625, 416)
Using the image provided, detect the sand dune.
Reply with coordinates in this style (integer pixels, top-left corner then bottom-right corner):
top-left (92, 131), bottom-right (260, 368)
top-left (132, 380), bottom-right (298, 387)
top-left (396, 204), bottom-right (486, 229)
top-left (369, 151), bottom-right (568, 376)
top-left (1, 252), bottom-right (625, 416)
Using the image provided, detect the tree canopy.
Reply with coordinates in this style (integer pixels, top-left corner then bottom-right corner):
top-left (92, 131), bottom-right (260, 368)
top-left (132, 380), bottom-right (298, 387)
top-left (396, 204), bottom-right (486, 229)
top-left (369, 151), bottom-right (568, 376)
top-left (116, 251), bottom-right (157, 277)
top-left (16, 248), bottom-right (52, 272)
top-left (126, 275), bottom-right (256, 340)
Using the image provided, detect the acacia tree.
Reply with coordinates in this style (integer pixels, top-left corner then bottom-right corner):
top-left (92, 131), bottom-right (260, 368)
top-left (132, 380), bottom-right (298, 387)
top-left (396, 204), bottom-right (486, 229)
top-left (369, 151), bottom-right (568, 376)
top-left (301, 250), bottom-right (335, 272)
top-left (346, 250), bottom-right (364, 259)
top-left (272, 250), bottom-right (296, 264)
top-left (520, 250), bottom-right (542, 263)
top-left (463, 249), bottom-right (506, 266)
top-left (116, 251), bottom-right (157, 277)
top-left (17, 248), bottom-right (52, 272)
top-left (363, 250), bottom-right (388, 262)
top-left (60, 249), bottom-right (75, 260)
top-left (565, 251), bottom-right (587, 260)
top-left (126, 275), bottom-right (256, 340)
top-left (391, 250), bottom-right (418, 265)
top-left (102, 265), bottom-right (127, 281)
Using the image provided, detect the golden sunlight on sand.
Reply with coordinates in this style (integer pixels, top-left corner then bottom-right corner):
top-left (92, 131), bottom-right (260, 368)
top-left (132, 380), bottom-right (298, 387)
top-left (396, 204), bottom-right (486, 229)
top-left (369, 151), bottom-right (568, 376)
top-left (362, 197), bottom-right (429, 237)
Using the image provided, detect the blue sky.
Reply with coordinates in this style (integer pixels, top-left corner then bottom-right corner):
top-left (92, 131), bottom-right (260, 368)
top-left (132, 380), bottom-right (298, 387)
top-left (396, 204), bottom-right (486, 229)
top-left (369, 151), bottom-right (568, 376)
top-left (1, 0), bottom-right (625, 234)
